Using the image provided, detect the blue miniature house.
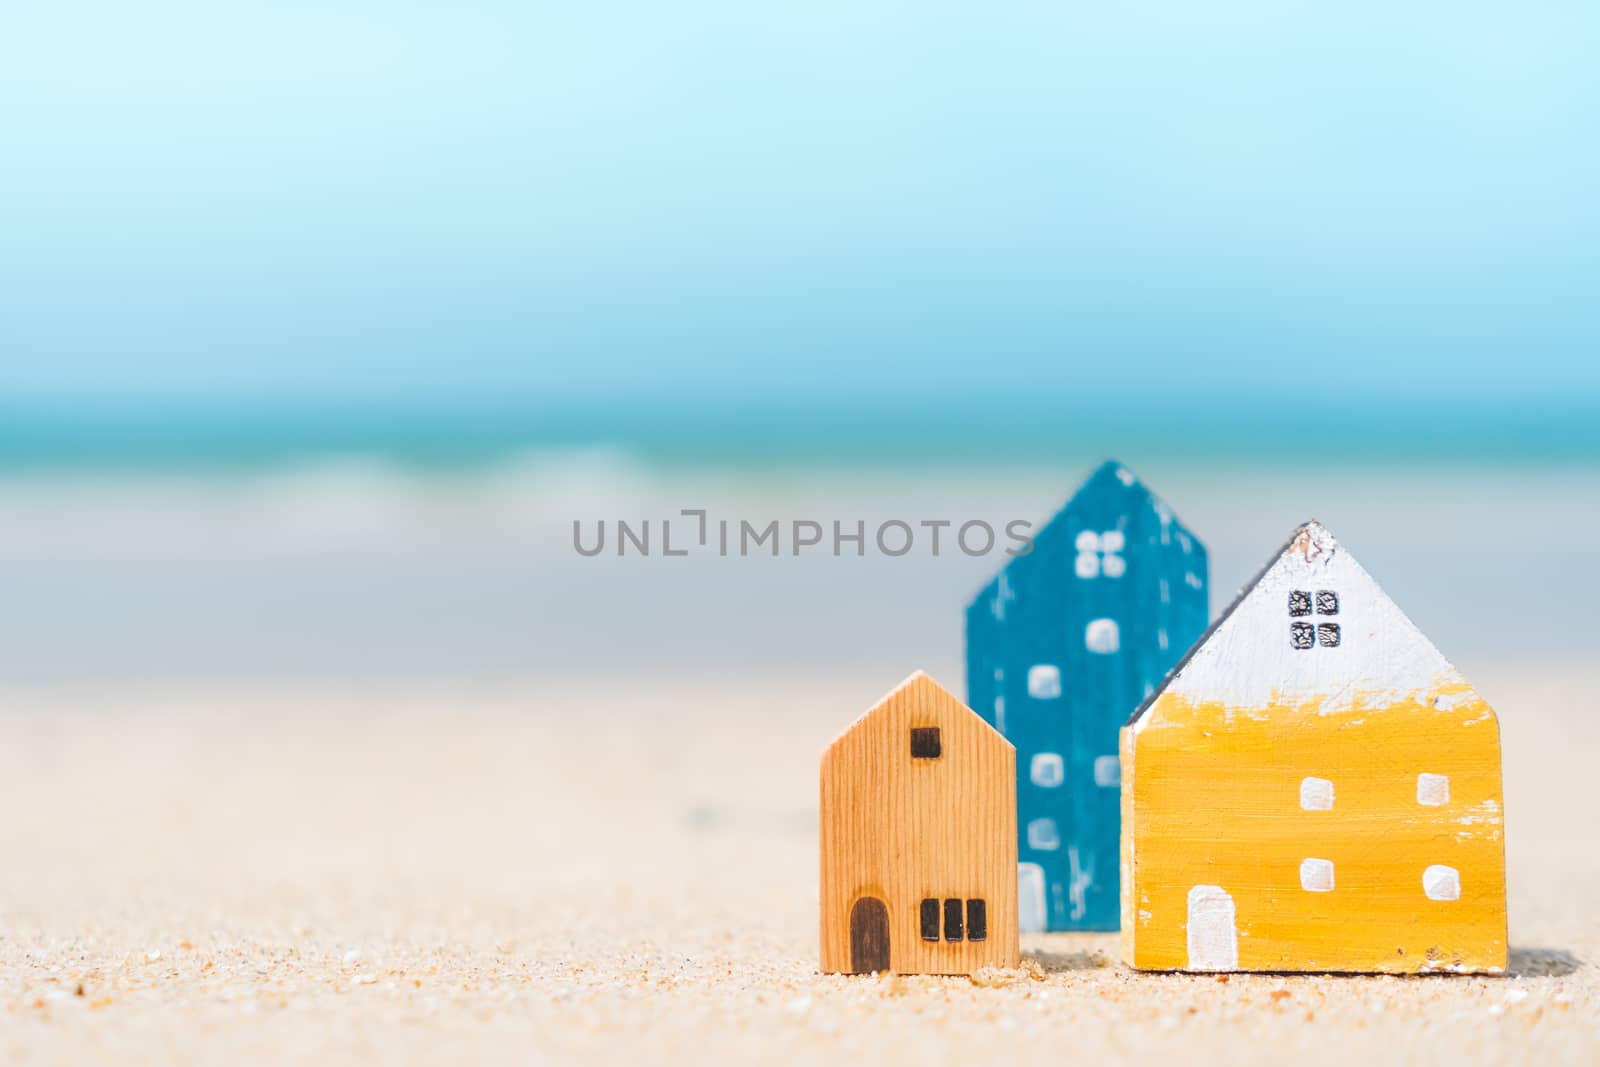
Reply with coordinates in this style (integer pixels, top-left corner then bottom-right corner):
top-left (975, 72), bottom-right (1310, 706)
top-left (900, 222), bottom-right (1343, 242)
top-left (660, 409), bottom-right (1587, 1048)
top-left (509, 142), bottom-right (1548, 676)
top-left (965, 461), bottom-right (1207, 932)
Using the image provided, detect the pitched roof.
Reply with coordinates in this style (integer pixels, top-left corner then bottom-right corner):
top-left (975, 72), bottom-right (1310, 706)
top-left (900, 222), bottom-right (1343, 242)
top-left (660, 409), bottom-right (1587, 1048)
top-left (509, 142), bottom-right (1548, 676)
top-left (824, 671), bottom-right (1003, 751)
top-left (1127, 520), bottom-right (1464, 727)
top-left (966, 459), bottom-right (1197, 614)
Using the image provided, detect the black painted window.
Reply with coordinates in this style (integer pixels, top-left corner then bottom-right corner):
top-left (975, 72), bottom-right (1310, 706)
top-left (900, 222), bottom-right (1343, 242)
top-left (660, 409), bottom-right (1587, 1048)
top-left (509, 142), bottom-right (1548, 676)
top-left (943, 898), bottom-right (964, 941)
top-left (1291, 590), bottom-right (1341, 649)
top-left (910, 727), bottom-right (941, 759)
top-left (966, 899), bottom-right (987, 941)
top-left (919, 898), bottom-right (939, 941)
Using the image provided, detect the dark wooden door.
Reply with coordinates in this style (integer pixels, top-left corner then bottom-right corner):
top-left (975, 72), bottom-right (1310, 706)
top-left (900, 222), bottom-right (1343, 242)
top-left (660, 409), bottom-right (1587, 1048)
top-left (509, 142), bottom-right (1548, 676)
top-left (849, 897), bottom-right (890, 973)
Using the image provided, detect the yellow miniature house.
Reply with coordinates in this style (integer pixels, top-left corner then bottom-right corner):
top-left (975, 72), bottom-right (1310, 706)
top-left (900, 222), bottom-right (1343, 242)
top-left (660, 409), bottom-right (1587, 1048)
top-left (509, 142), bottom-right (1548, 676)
top-left (820, 672), bottom-right (1019, 975)
top-left (1121, 521), bottom-right (1507, 974)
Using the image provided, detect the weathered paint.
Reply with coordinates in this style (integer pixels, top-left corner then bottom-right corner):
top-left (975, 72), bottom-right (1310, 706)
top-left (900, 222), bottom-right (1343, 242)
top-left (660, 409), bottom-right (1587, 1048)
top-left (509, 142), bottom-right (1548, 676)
top-left (966, 460), bottom-right (1207, 931)
top-left (1121, 521), bottom-right (1508, 974)
top-left (820, 672), bottom-right (1019, 975)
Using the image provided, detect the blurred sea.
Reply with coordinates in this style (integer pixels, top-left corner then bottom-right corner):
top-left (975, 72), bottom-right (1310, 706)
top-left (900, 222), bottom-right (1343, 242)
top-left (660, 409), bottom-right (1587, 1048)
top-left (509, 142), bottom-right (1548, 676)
top-left (6, 396), bottom-right (1593, 687)
top-left (2, 400), bottom-right (1597, 687)
top-left (6, 394), bottom-right (1600, 471)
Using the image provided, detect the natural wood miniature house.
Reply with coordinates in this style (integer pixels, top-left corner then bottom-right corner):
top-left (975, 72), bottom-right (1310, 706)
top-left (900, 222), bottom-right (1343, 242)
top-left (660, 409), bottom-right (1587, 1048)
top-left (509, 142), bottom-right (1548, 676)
top-left (1121, 521), bottom-right (1507, 974)
top-left (820, 672), bottom-right (1019, 975)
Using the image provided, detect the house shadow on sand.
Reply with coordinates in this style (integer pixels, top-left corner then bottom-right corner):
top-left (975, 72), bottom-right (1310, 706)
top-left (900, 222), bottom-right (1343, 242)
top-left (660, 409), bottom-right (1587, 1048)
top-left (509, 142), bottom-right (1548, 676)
top-left (1021, 945), bottom-right (1582, 978)
top-left (1024, 947), bottom-right (1116, 973)
top-left (1508, 946), bottom-right (1582, 978)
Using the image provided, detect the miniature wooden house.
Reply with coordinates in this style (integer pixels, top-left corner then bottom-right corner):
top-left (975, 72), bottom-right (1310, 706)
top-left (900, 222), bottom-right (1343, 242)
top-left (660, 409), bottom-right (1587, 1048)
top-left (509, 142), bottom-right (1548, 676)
top-left (820, 672), bottom-right (1019, 975)
top-left (966, 460), bottom-right (1207, 932)
top-left (1121, 521), bottom-right (1507, 974)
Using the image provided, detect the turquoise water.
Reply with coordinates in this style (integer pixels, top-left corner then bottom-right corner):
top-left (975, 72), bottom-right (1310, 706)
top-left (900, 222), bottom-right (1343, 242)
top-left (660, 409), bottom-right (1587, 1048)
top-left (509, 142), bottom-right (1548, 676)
top-left (5, 394), bottom-right (1599, 472)
top-left (8, 5), bottom-right (1599, 481)
top-left (6, 4), bottom-right (1599, 686)
top-left (3, 458), bottom-right (1596, 686)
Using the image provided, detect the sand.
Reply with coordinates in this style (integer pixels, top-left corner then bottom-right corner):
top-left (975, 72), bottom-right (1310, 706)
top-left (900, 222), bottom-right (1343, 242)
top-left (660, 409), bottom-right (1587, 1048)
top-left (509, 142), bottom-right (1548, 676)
top-left (0, 666), bottom-right (1594, 1064)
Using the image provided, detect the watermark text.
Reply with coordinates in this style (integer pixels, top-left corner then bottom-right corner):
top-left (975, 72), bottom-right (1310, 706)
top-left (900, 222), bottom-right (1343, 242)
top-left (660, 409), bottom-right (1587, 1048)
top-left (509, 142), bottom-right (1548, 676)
top-left (573, 509), bottom-right (1034, 558)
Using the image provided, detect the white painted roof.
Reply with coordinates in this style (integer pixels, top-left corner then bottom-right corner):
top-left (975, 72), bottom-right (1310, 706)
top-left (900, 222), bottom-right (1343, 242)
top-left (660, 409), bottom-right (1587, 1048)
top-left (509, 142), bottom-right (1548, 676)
top-left (1130, 521), bottom-right (1466, 725)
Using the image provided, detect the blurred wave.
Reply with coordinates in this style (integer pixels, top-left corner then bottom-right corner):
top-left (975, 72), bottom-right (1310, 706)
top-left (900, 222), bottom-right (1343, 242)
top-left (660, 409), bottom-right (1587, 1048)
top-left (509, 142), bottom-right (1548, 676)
top-left (0, 447), bottom-right (660, 561)
top-left (2, 451), bottom-right (1596, 686)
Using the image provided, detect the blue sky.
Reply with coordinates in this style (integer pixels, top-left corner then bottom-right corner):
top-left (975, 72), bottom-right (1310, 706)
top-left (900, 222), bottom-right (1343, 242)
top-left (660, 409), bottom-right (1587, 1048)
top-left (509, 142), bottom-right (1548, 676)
top-left (3, 2), bottom-right (1599, 417)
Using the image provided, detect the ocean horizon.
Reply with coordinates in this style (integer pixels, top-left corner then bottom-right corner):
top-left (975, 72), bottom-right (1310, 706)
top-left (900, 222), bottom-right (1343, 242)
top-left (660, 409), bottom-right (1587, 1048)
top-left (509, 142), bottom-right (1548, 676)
top-left (5, 391), bottom-right (1599, 474)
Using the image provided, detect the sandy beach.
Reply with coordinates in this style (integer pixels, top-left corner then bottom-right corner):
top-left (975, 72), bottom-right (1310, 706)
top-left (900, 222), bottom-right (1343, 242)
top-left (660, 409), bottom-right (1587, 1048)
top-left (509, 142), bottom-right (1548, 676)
top-left (0, 664), bottom-right (1593, 1065)
top-left (9, 0), bottom-right (1599, 1059)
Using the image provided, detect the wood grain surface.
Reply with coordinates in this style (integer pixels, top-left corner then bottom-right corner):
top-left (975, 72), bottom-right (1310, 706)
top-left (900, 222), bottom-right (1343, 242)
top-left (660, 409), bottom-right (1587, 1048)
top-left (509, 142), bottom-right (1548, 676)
top-left (820, 672), bottom-right (1019, 974)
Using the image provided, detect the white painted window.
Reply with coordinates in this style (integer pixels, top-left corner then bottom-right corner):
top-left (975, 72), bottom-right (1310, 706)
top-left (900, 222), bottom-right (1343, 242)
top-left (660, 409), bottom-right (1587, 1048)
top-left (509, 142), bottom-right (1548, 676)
top-left (1299, 776), bottom-right (1334, 811)
top-left (1417, 773), bottom-right (1450, 806)
top-left (1018, 863), bottom-right (1047, 933)
top-left (1075, 529), bottom-right (1126, 579)
top-left (1030, 752), bottom-right (1064, 788)
top-left (1423, 865), bottom-right (1461, 901)
top-left (1026, 818), bottom-right (1060, 851)
top-left (1093, 755), bottom-right (1121, 788)
top-left (1085, 618), bottom-right (1120, 655)
top-left (1300, 858), bottom-right (1335, 892)
top-left (1027, 664), bottom-right (1062, 699)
